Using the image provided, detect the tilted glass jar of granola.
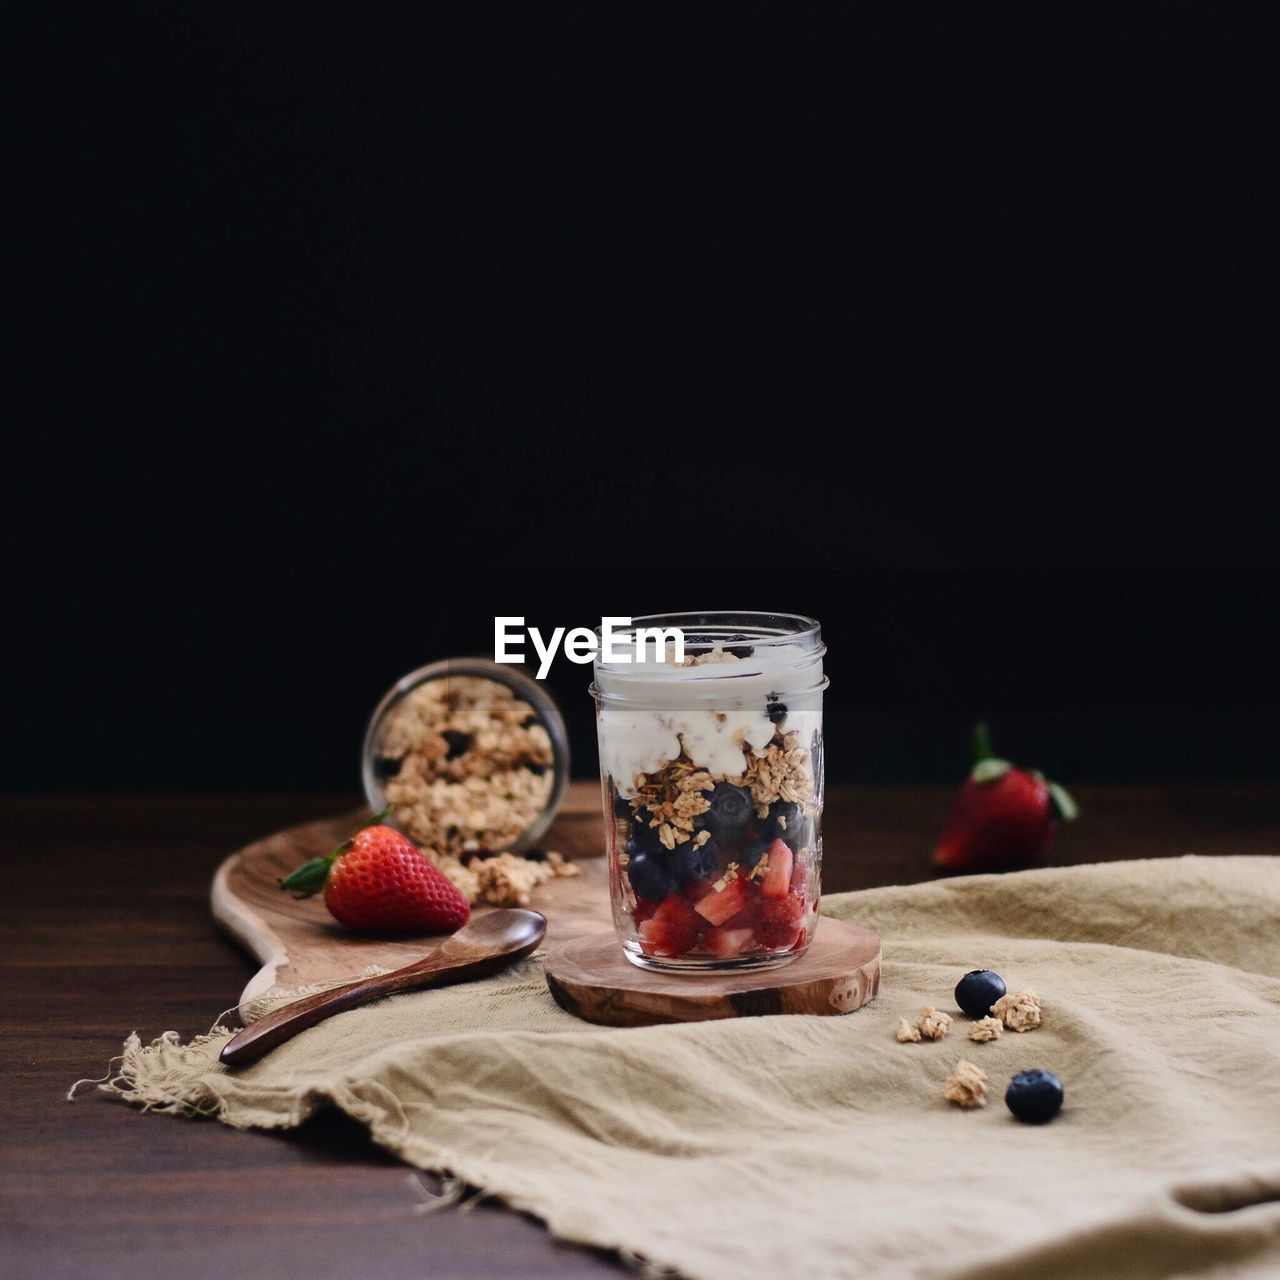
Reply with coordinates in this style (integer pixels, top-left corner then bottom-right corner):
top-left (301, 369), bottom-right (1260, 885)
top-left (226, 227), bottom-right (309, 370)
top-left (592, 613), bottom-right (827, 972)
top-left (361, 659), bottom-right (574, 907)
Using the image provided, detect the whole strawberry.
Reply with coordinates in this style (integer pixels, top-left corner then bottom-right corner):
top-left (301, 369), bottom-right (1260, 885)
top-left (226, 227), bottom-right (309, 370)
top-left (933, 724), bottom-right (1079, 872)
top-left (280, 810), bottom-right (470, 934)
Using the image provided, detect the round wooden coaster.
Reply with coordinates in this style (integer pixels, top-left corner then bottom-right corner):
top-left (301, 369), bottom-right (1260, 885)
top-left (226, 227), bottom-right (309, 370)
top-left (544, 919), bottom-right (882, 1027)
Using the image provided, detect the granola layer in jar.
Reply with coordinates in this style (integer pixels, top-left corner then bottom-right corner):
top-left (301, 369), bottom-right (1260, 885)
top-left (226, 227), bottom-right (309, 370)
top-left (591, 613), bottom-right (827, 972)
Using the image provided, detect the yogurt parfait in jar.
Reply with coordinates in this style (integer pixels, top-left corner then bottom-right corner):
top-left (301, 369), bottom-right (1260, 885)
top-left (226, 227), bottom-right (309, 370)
top-left (591, 612), bottom-right (827, 972)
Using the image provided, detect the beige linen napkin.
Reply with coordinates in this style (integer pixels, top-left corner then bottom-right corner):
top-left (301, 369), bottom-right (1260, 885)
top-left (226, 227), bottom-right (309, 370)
top-left (86, 856), bottom-right (1280, 1280)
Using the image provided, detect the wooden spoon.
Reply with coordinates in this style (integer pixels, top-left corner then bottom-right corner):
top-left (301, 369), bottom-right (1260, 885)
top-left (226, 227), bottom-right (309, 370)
top-left (219, 908), bottom-right (547, 1068)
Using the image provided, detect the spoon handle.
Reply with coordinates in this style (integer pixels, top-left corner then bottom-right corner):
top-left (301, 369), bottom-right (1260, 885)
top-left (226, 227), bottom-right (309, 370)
top-left (219, 955), bottom-right (455, 1068)
top-left (220, 908), bottom-right (547, 1068)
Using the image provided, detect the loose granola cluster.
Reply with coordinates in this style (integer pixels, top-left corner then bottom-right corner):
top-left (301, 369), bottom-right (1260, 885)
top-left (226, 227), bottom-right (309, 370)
top-left (375, 676), bottom-right (555, 857)
top-left (992, 989), bottom-right (1042, 1033)
top-left (944, 1059), bottom-right (990, 1109)
top-left (967, 1016), bottom-right (1004, 1043)
top-left (916, 1007), bottom-right (954, 1040)
top-left (897, 1007), bottom-right (953, 1042)
top-left (435, 848), bottom-right (579, 908)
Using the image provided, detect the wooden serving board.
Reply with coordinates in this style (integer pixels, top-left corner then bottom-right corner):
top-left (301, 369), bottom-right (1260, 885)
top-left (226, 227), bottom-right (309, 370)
top-left (211, 781), bottom-right (611, 1017)
top-left (544, 920), bottom-right (882, 1027)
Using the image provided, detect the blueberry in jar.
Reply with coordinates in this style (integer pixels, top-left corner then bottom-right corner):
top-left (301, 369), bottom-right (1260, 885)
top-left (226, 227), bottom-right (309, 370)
top-left (612, 791), bottom-right (632, 819)
top-left (673, 839), bottom-right (720, 884)
top-left (758, 800), bottom-right (812, 853)
top-left (628, 812), bottom-right (665, 853)
top-left (764, 800), bottom-right (803, 839)
top-left (786, 816), bottom-right (813, 852)
top-left (738, 824), bottom-right (772, 869)
top-left (697, 782), bottom-right (755, 843)
top-left (626, 847), bottom-right (674, 902)
top-left (954, 969), bottom-right (1007, 1019)
top-left (1005, 1069), bottom-right (1064, 1124)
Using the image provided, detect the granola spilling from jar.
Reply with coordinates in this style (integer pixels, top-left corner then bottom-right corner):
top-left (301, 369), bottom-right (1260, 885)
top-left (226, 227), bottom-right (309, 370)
top-left (369, 674), bottom-right (576, 905)
top-left (438, 846), bottom-right (579, 908)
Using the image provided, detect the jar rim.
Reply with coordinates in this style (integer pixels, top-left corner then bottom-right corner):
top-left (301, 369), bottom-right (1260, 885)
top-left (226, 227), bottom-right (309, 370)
top-left (593, 610), bottom-right (822, 647)
top-left (590, 612), bottom-right (827, 701)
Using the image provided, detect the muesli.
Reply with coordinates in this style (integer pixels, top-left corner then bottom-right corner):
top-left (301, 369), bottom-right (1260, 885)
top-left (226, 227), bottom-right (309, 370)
top-left (374, 676), bottom-right (554, 856)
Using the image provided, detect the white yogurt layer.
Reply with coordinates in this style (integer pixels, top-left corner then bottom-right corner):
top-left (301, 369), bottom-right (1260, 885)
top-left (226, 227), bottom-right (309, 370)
top-left (593, 640), bottom-right (825, 794)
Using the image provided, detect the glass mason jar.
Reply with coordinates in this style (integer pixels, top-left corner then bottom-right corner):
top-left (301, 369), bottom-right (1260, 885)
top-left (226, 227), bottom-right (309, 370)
top-left (591, 612), bottom-right (827, 972)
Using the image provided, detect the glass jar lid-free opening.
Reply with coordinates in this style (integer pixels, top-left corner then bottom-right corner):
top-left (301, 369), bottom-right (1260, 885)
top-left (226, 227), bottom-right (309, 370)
top-left (362, 658), bottom-right (569, 855)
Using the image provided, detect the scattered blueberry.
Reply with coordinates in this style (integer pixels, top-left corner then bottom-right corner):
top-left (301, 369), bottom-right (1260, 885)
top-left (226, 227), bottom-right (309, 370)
top-left (523, 847), bottom-right (548, 862)
top-left (955, 969), bottom-right (1007, 1019)
top-left (528, 762), bottom-right (549, 776)
top-left (442, 729), bottom-right (472, 760)
top-left (697, 782), bottom-right (755, 841)
top-left (373, 755), bottom-right (402, 778)
top-left (673, 839), bottom-right (720, 883)
top-left (766, 693), bottom-right (788, 726)
top-left (613, 792), bottom-right (633, 819)
top-left (725, 644), bottom-right (755, 659)
top-left (626, 847), bottom-right (674, 902)
top-left (460, 848), bottom-right (499, 866)
top-left (1005, 1070), bottom-right (1064, 1124)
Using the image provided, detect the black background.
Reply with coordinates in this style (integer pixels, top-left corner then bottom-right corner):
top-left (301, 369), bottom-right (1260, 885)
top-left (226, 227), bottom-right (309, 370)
top-left (6, 8), bottom-right (1278, 793)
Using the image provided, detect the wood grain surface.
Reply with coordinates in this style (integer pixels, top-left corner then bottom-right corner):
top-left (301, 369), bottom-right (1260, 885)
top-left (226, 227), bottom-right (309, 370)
top-left (7, 786), bottom-right (1280, 1280)
top-left (545, 919), bottom-right (881, 1026)
top-left (212, 782), bottom-right (610, 1015)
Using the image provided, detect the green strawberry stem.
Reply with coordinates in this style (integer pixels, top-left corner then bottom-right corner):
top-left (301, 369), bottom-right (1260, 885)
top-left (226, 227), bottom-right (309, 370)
top-left (354, 804), bottom-right (394, 834)
top-left (969, 722), bottom-right (1081, 820)
top-left (279, 856), bottom-right (333, 898)
top-left (971, 757), bottom-right (1013, 783)
top-left (1047, 781), bottom-right (1080, 822)
top-left (278, 805), bottom-right (395, 897)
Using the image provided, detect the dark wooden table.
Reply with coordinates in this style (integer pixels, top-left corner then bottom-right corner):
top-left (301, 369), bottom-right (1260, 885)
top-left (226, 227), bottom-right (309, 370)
top-left (5, 788), bottom-right (1279, 1280)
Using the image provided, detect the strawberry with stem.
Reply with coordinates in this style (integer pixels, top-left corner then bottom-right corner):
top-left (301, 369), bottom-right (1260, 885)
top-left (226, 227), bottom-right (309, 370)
top-left (281, 807), bottom-right (470, 934)
top-left (933, 723), bottom-right (1079, 872)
